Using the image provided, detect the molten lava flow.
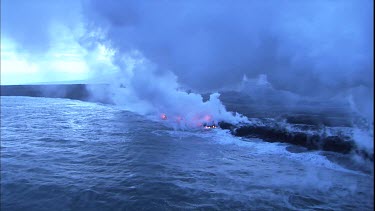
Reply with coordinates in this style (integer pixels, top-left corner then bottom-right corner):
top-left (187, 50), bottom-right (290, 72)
top-left (161, 113), bottom-right (167, 120)
top-left (204, 125), bottom-right (217, 129)
top-left (202, 119), bottom-right (217, 129)
top-left (159, 112), bottom-right (218, 129)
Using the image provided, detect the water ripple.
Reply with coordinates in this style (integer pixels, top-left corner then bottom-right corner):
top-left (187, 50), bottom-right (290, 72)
top-left (1, 96), bottom-right (373, 210)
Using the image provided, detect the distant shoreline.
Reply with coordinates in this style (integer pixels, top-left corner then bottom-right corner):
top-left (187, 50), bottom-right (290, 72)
top-left (0, 84), bottom-right (358, 127)
top-left (0, 84), bottom-right (110, 103)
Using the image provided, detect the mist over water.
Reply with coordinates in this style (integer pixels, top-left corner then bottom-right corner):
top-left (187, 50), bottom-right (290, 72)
top-left (91, 57), bottom-right (249, 129)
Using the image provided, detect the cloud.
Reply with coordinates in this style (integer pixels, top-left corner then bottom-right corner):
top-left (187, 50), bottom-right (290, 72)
top-left (1, 0), bottom-right (82, 52)
top-left (1, 0), bottom-right (118, 85)
top-left (83, 0), bottom-right (373, 97)
top-left (1, 0), bottom-right (373, 123)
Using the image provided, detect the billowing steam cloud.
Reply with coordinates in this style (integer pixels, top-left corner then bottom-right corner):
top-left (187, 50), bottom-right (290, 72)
top-left (83, 0), bottom-right (373, 93)
top-left (2, 0), bottom-right (373, 126)
top-left (81, 0), bottom-right (373, 122)
top-left (98, 54), bottom-right (248, 128)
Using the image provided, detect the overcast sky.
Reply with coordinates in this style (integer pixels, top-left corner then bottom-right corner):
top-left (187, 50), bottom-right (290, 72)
top-left (1, 0), bottom-right (116, 85)
top-left (1, 0), bottom-right (373, 99)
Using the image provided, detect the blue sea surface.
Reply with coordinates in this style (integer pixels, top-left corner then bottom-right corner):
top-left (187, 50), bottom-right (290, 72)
top-left (1, 96), bottom-right (373, 210)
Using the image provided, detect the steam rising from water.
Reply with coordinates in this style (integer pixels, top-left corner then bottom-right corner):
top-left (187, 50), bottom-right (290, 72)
top-left (101, 56), bottom-right (248, 129)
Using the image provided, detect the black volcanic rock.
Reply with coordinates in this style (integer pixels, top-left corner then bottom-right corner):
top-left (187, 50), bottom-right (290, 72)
top-left (321, 136), bottom-right (354, 154)
top-left (220, 122), bottom-right (361, 157)
top-left (306, 135), bottom-right (321, 150)
top-left (233, 125), bottom-right (289, 143)
top-left (289, 132), bottom-right (308, 147)
top-left (218, 121), bottom-right (235, 130)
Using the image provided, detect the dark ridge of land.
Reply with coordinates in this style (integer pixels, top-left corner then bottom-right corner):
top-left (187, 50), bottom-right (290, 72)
top-left (1, 84), bottom-right (89, 99)
top-left (218, 121), bottom-right (373, 162)
top-left (0, 84), bottom-right (112, 104)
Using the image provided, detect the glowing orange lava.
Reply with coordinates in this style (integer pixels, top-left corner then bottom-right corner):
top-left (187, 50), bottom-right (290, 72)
top-left (161, 113), bottom-right (167, 120)
top-left (160, 113), bottom-right (217, 129)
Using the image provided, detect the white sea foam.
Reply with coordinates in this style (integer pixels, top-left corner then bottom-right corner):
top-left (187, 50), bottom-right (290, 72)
top-left (178, 128), bottom-right (368, 175)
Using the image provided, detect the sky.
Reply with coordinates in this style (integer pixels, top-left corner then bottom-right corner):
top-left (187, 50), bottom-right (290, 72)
top-left (1, 0), bottom-right (116, 85)
top-left (1, 0), bottom-right (373, 121)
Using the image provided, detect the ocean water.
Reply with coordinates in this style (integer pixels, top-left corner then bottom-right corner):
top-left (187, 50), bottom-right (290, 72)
top-left (1, 96), bottom-right (373, 210)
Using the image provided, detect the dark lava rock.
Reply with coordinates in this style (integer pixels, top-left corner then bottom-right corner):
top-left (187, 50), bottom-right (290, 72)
top-left (218, 121), bottom-right (235, 130)
top-left (233, 126), bottom-right (288, 142)
top-left (289, 132), bottom-right (308, 147)
top-left (233, 126), bottom-right (256, 137)
top-left (221, 122), bottom-right (362, 157)
top-left (321, 136), bottom-right (354, 154)
top-left (306, 135), bottom-right (321, 150)
top-left (233, 125), bottom-right (309, 147)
